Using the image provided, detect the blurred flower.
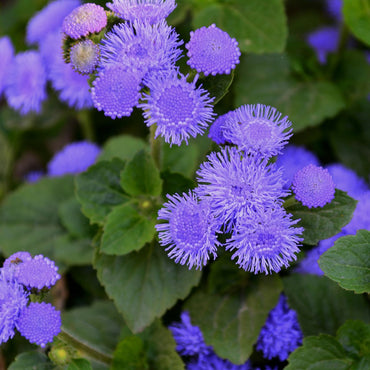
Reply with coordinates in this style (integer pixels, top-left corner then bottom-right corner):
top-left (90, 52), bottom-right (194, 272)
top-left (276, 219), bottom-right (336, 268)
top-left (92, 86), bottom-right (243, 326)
top-left (208, 111), bottom-right (236, 145)
top-left (24, 170), bottom-right (44, 183)
top-left (325, 0), bottom-right (343, 22)
top-left (0, 36), bottom-right (14, 96)
top-left (343, 191), bottom-right (370, 234)
top-left (188, 353), bottom-right (253, 370)
top-left (70, 40), bottom-right (100, 74)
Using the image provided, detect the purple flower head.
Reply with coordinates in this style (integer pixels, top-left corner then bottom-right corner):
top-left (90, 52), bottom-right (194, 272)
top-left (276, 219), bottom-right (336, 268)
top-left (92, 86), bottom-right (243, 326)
top-left (39, 31), bottom-right (64, 70)
top-left (17, 302), bottom-right (61, 348)
top-left (292, 164), bottom-right (335, 208)
top-left (62, 3), bottom-right (107, 39)
top-left (326, 163), bottom-right (369, 200)
top-left (24, 170), bottom-right (44, 183)
top-left (0, 36), bottom-right (14, 96)
top-left (326, 0), bottom-right (343, 22)
top-left (5, 51), bottom-right (47, 115)
top-left (169, 311), bottom-right (211, 357)
top-left (226, 207), bottom-right (303, 274)
top-left (26, 0), bottom-right (81, 45)
top-left (223, 104), bottom-right (292, 158)
top-left (3, 252), bottom-right (32, 270)
top-left (70, 40), bottom-right (100, 74)
top-left (343, 191), bottom-right (370, 235)
top-left (15, 255), bottom-right (60, 290)
top-left (196, 147), bottom-right (288, 231)
top-left (0, 269), bottom-right (29, 344)
top-left (47, 141), bottom-right (101, 177)
top-left (107, 0), bottom-right (176, 24)
top-left (208, 111), bottom-right (236, 145)
top-left (140, 71), bottom-right (215, 146)
top-left (91, 64), bottom-right (142, 119)
top-left (256, 294), bottom-right (302, 361)
top-left (186, 24), bottom-right (241, 76)
top-left (306, 26), bottom-right (340, 64)
top-left (156, 191), bottom-right (221, 269)
top-left (275, 145), bottom-right (320, 189)
top-left (188, 353), bottom-right (253, 370)
top-left (99, 20), bottom-right (182, 78)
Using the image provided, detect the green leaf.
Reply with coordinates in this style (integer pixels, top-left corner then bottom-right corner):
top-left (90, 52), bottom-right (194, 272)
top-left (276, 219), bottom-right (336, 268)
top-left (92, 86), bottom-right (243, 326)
top-left (54, 236), bottom-right (93, 266)
top-left (319, 230), bottom-right (370, 294)
top-left (343, 0), bottom-right (370, 46)
top-left (234, 54), bottom-right (345, 132)
top-left (94, 244), bottom-right (201, 333)
top-left (283, 275), bottom-right (370, 337)
top-left (75, 159), bottom-right (129, 225)
top-left (285, 190), bottom-right (357, 245)
top-left (8, 352), bottom-right (53, 370)
top-left (192, 0), bottom-right (287, 53)
top-left (337, 320), bottom-right (370, 358)
top-left (100, 203), bottom-right (157, 255)
top-left (161, 171), bottom-right (196, 196)
top-left (120, 150), bottom-right (162, 197)
top-left (67, 359), bottom-right (93, 370)
top-left (186, 267), bottom-right (283, 364)
top-left (199, 72), bottom-right (234, 105)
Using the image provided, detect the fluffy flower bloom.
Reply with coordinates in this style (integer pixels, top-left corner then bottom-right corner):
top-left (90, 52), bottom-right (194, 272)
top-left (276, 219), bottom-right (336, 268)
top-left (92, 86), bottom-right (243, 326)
top-left (0, 269), bottom-right (29, 344)
top-left (15, 255), bottom-right (61, 290)
top-left (208, 111), bottom-right (236, 145)
top-left (256, 294), bottom-right (302, 361)
top-left (223, 104), bottom-right (292, 158)
top-left (0, 36), bottom-right (14, 96)
top-left (306, 26), bottom-right (340, 64)
top-left (343, 191), bottom-right (370, 234)
top-left (186, 24), bottom-right (241, 76)
top-left (47, 141), bottom-right (100, 176)
top-left (26, 0), bottom-right (80, 45)
top-left (99, 20), bottom-right (182, 77)
top-left (156, 192), bottom-right (221, 269)
top-left (326, 0), bottom-right (343, 22)
top-left (226, 207), bottom-right (303, 274)
top-left (91, 64), bottom-right (142, 119)
top-left (326, 163), bottom-right (369, 200)
top-left (140, 71), bottom-right (215, 146)
top-left (196, 147), bottom-right (288, 230)
top-left (62, 3), bottom-right (107, 39)
top-left (70, 40), bottom-right (100, 74)
top-left (17, 302), bottom-right (61, 348)
top-left (5, 51), bottom-right (47, 115)
top-left (275, 145), bottom-right (320, 189)
top-left (107, 0), bottom-right (176, 24)
top-left (292, 164), bottom-right (335, 208)
top-left (169, 311), bottom-right (211, 357)
top-left (3, 252), bottom-right (32, 270)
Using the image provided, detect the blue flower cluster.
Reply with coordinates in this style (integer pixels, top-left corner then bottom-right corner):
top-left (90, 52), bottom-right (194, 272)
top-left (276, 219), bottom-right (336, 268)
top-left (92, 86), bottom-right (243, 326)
top-left (0, 252), bottom-right (61, 348)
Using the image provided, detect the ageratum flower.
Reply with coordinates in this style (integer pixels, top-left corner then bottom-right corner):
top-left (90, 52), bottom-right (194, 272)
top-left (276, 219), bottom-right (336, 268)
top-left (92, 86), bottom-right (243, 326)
top-left (91, 64), bottom-right (142, 119)
top-left (156, 191), bottom-right (221, 269)
top-left (0, 36), bottom-right (14, 96)
top-left (196, 147), bottom-right (288, 230)
top-left (70, 40), bottom-right (100, 74)
top-left (208, 111), bottom-right (236, 145)
top-left (26, 0), bottom-right (80, 45)
top-left (226, 207), bottom-right (303, 274)
top-left (140, 71), bottom-right (215, 146)
top-left (256, 294), bottom-right (302, 361)
top-left (3, 252), bottom-right (32, 270)
top-left (62, 3), bottom-right (107, 39)
top-left (99, 20), bottom-right (182, 78)
top-left (47, 141), bottom-right (101, 176)
top-left (292, 164), bottom-right (335, 208)
top-left (17, 302), bottom-right (61, 348)
top-left (5, 51), bottom-right (47, 115)
top-left (326, 0), bottom-right (343, 22)
top-left (186, 24), bottom-right (241, 76)
top-left (223, 104), bottom-right (292, 158)
top-left (107, 0), bottom-right (176, 24)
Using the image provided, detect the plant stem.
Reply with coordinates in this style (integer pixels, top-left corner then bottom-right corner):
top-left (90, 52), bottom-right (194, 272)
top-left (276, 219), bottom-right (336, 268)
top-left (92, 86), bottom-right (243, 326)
top-left (77, 110), bottom-right (95, 142)
top-left (149, 124), bottom-right (161, 169)
top-left (283, 195), bottom-right (299, 209)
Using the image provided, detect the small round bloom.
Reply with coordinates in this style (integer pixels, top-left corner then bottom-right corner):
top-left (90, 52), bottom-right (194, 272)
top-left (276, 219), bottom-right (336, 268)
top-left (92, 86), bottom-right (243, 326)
top-left (99, 21), bottom-right (182, 77)
top-left (3, 252), bottom-right (32, 270)
top-left (223, 104), bottom-right (292, 158)
top-left (256, 294), bottom-right (302, 361)
top-left (91, 64), bottom-right (142, 119)
top-left (275, 145), bottom-right (320, 189)
top-left (70, 40), bottom-right (100, 74)
top-left (186, 24), bottom-right (241, 76)
top-left (5, 51), bottom-right (47, 115)
top-left (226, 207), bottom-right (303, 274)
top-left (306, 26), bottom-right (340, 64)
top-left (17, 302), bottom-right (61, 348)
top-left (196, 147), bottom-right (288, 230)
top-left (26, 0), bottom-right (80, 45)
top-left (292, 164), bottom-right (335, 208)
top-left (0, 36), bottom-right (14, 96)
top-left (156, 191), bottom-right (221, 269)
top-left (169, 311), bottom-right (211, 357)
top-left (47, 141), bottom-right (101, 176)
top-left (208, 111), bottom-right (236, 145)
top-left (62, 3), bottom-right (107, 39)
top-left (140, 71), bottom-right (215, 146)
top-left (107, 0), bottom-right (176, 24)
top-left (15, 255), bottom-right (60, 290)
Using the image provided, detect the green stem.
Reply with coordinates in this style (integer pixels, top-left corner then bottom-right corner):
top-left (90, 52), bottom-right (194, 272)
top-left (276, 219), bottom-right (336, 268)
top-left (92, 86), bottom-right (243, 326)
top-left (58, 329), bottom-right (112, 366)
top-left (149, 124), bottom-right (161, 169)
top-left (283, 195), bottom-right (299, 209)
top-left (77, 110), bottom-right (95, 142)
top-left (327, 24), bottom-right (350, 77)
